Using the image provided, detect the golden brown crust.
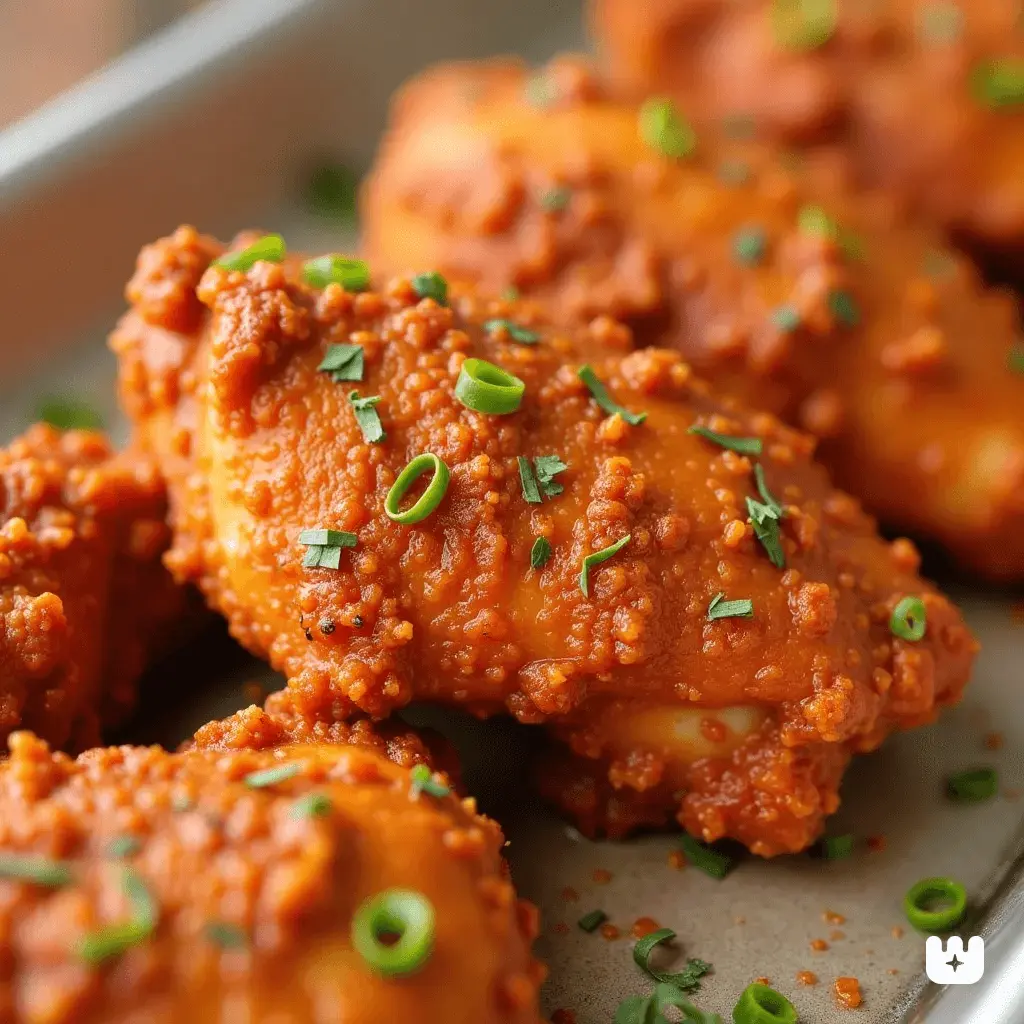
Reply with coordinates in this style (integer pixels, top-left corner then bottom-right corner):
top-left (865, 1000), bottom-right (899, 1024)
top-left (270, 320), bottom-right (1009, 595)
top-left (592, 0), bottom-right (1024, 273)
top-left (0, 426), bottom-right (187, 751)
top-left (362, 56), bottom-right (1024, 580)
top-left (112, 228), bottom-right (975, 853)
top-left (0, 731), bottom-right (543, 1024)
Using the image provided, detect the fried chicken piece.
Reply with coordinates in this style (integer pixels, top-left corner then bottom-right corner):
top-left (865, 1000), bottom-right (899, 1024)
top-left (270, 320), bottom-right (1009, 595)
top-left (592, 0), bottom-right (1024, 279)
top-left (0, 730), bottom-right (543, 1024)
top-left (0, 425), bottom-right (188, 751)
top-left (362, 57), bottom-right (1024, 581)
top-left (110, 227), bottom-right (976, 854)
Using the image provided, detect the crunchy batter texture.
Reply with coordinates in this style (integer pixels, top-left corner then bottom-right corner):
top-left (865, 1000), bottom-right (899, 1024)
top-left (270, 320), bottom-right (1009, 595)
top-left (362, 56), bottom-right (1024, 581)
top-left (0, 731), bottom-right (542, 1024)
top-left (593, 0), bottom-right (1024, 278)
top-left (111, 227), bottom-right (976, 854)
top-left (0, 425), bottom-right (187, 752)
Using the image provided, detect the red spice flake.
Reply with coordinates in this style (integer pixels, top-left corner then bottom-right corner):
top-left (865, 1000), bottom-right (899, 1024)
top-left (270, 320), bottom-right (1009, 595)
top-left (560, 886), bottom-right (580, 902)
top-left (734, 916), bottom-right (747, 926)
top-left (551, 1011), bottom-right (577, 1024)
top-left (592, 868), bottom-right (613, 884)
top-left (754, 976), bottom-right (771, 987)
top-left (796, 971), bottom-right (818, 986)
top-left (667, 850), bottom-right (687, 870)
top-left (891, 926), bottom-right (904, 939)
top-left (600, 923), bottom-right (621, 941)
top-left (830, 930), bottom-right (846, 941)
top-left (824, 910), bottom-right (846, 925)
top-left (700, 717), bottom-right (728, 744)
top-left (866, 835), bottom-right (887, 853)
top-left (811, 939), bottom-right (830, 952)
top-left (1004, 788), bottom-right (1020, 802)
top-left (552, 922), bottom-right (570, 936)
top-left (631, 917), bottom-right (661, 939)
top-left (984, 731), bottom-right (1004, 751)
top-left (887, 968), bottom-right (900, 976)
top-left (834, 977), bottom-right (863, 1009)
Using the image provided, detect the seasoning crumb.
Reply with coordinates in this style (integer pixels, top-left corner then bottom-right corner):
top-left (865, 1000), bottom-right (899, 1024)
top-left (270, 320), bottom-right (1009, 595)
top-left (824, 910), bottom-right (846, 925)
top-left (984, 731), bottom-right (1004, 751)
top-left (631, 917), bottom-right (661, 939)
top-left (668, 850), bottom-right (687, 870)
top-left (835, 977), bottom-right (863, 1009)
top-left (887, 968), bottom-right (900, 976)
top-left (830, 930), bottom-right (846, 941)
top-left (560, 886), bottom-right (580, 902)
top-left (754, 976), bottom-right (771, 986)
top-left (599, 923), bottom-right (621, 941)
top-left (553, 922), bottom-right (570, 936)
top-left (891, 926), bottom-right (904, 939)
top-left (797, 971), bottom-right (818, 986)
top-left (734, 916), bottom-right (747, 926)
top-left (592, 868), bottom-right (613, 884)
top-left (811, 939), bottom-right (830, 952)
top-left (866, 835), bottom-right (887, 852)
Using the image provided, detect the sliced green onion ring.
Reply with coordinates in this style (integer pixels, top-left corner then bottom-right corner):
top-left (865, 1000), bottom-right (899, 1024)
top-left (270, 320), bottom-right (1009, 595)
top-left (904, 877), bottom-right (968, 932)
top-left (351, 889), bottom-right (435, 976)
top-left (947, 767), bottom-right (998, 803)
top-left (680, 835), bottom-right (736, 879)
top-left (214, 234), bottom-right (286, 272)
top-left (732, 982), bottom-right (798, 1024)
top-left (577, 909), bottom-right (608, 933)
top-left (891, 596), bottom-right (927, 642)
top-left (385, 453), bottom-right (451, 525)
top-left (455, 358), bottom-right (525, 415)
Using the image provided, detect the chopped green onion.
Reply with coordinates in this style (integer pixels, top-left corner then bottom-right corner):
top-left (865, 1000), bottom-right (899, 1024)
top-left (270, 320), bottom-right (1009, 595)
top-left (534, 455), bottom-right (568, 497)
top-left (688, 425), bottom-right (763, 455)
top-left (972, 58), bottom-right (1024, 109)
top-left (817, 834), bottom-right (855, 860)
top-left (540, 187), bottom-right (571, 213)
top-left (36, 396), bottom-right (103, 432)
top-left (351, 889), bottom-right (435, 976)
top-left (411, 271), bottom-right (448, 305)
top-left (771, 306), bottom-right (801, 333)
top-left (639, 98), bottom-right (697, 159)
top-left (348, 392), bottom-right (386, 444)
top-left (577, 909), bottom-right (608, 933)
top-left (707, 593), bottom-right (755, 621)
top-left (580, 535), bottom-right (631, 598)
top-left (947, 767), bottom-right (998, 803)
top-left (732, 982), bottom-right (798, 1024)
top-left (455, 358), bottom-right (526, 415)
top-left (733, 227), bottom-right (767, 266)
top-left (483, 318), bottom-right (540, 345)
top-left (577, 365), bottom-right (647, 425)
top-left (797, 204), bottom-right (838, 239)
top-left (106, 836), bottom-right (141, 859)
top-left (918, 3), bottom-right (964, 43)
top-left (518, 457), bottom-right (542, 504)
top-left (530, 536), bottom-right (553, 570)
top-left (904, 877), bottom-right (967, 932)
top-left (317, 343), bottom-right (364, 382)
top-left (747, 497), bottom-right (786, 569)
top-left (205, 920), bottom-right (249, 949)
top-left (299, 528), bottom-right (357, 570)
top-left (753, 464), bottom-right (784, 517)
top-left (524, 73), bottom-right (557, 108)
top-left (214, 234), bottom-right (285, 271)
top-left (0, 854), bottom-right (72, 888)
top-left (633, 927), bottom-right (712, 991)
top-left (891, 596), bottom-right (927, 642)
top-left (77, 867), bottom-right (158, 965)
top-left (304, 163), bottom-right (358, 221)
top-left (828, 290), bottom-right (860, 327)
top-left (1008, 346), bottom-right (1024, 374)
top-left (680, 835), bottom-right (736, 879)
top-left (244, 763), bottom-right (301, 789)
top-left (772, 0), bottom-right (836, 51)
top-left (385, 453), bottom-right (451, 525)
top-left (291, 793), bottom-right (333, 819)
top-left (302, 255), bottom-right (370, 291)
top-left (409, 764), bottom-right (451, 800)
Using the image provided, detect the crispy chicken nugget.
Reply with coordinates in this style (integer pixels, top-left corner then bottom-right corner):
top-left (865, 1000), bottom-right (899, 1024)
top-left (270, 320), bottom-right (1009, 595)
top-left (110, 228), bottom-right (976, 854)
top-left (0, 425), bottom-right (188, 751)
top-left (592, 0), bottom-right (1024, 278)
top-left (0, 731), bottom-right (542, 1023)
top-left (362, 56), bottom-right (1024, 581)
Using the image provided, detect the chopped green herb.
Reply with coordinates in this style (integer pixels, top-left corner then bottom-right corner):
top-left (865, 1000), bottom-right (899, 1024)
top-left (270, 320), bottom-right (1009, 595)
top-left (688, 425), bottom-right (763, 456)
top-left (484, 318), bottom-right (540, 345)
top-left (244, 763), bottom-right (301, 789)
top-left (817, 834), bottom-right (855, 860)
top-left (828, 289), bottom-right (860, 327)
top-left (501, 285), bottom-right (521, 302)
top-left (411, 272), bottom-right (448, 305)
top-left (1008, 346), bottom-right (1024, 374)
top-left (632, 927), bottom-right (712, 991)
top-left (639, 97), bottom-right (697, 159)
top-left (291, 793), bottom-right (333, 819)
top-left (303, 255), bottom-right (370, 291)
top-left (530, 536), bottom-right (553, 570)
top-left (918, 2), bottom-right (964, 43)
top-left (106, 836), bottom-right (141, 859)
top-left (534, 455), bottom-right (568, 498)
top-left (299, 528), bottom-right (357, 570)
top-left (304, 163), bottom-right (359, 222)
top-left (540, 187), bottom-right (571, 213)
top-left (679, 835), bottom-right (736, 879)
top-left (733, 227), bottom-right (767, 266)
top-left (348, 392), bottom-right (386, 444)
top-left (36, 397), bottom-right (103, 432)
top-left (0, 854), bottom-right (72, 888)
top-left (580, 535), bottom-right (631, 598)
top-left (317, 343), bottom-right (364, 382)
top-left (615, 983), bottom-right (722, 1024)
top-left (798, 204), bottom-right (838, 239)
top-left (409, 763), bottom-right (451, 800)
top-left (771, 305), bottom-right (802, 333)
top-left (754, 464), bottom-right (785, 517)
top-left (947, 767), bottom-right (998, 803)
top-left (972, 58), bottom-right (1024, 109)
top-left (77, 867), bottom-right (158, 965)
top-left (722, 113), bottom-right (756, 139)
top-left (718, 159), bottom-right (752, 186)
top-left (578, 909), bottom-right (608, 933)
top-left (747, 496), bottom-right (787, 569)
top-left (772, 0), bottom-right (836, 51)
top-left (206, 920), bottom-right (249, 949)
top-left (577, 365), bottom-right (647, 425)
top-left (891, 595), bottom-right (927, 641)
top-left (214, 234), bottom-right (285, 272)
top-left (524, 73), bottom-right (557, 107)
top-left (518, 457), bottom-right (543, 504)
top-left (707, 593), bottom-right (754, 621)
